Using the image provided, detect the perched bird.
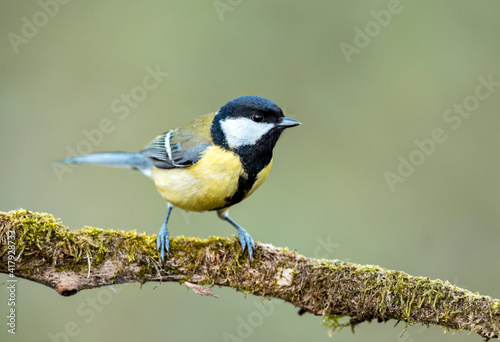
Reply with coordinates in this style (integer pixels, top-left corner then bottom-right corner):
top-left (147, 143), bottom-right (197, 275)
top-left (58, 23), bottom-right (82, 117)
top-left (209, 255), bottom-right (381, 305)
top-left (61, 95), bottom-right (300, 261)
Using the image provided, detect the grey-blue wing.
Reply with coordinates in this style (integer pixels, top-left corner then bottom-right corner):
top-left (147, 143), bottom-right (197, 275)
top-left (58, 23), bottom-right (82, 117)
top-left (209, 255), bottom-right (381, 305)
top-left (140, 130), bottom-right (210, 169)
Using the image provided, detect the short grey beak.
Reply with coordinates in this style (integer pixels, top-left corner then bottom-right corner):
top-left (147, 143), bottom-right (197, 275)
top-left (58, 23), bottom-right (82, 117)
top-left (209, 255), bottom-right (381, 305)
top-left (279, 117), bottom-right (301, 128)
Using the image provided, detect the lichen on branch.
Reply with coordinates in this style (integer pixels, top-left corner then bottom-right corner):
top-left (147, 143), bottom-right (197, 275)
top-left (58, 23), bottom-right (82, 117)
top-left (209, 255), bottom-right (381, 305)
top-left (0, 209), bottom-right (499, 339)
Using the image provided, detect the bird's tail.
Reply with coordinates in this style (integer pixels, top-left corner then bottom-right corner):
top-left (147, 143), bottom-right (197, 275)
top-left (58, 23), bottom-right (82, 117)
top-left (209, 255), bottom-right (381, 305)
top-left (61, 152), bottom-right (153, 177)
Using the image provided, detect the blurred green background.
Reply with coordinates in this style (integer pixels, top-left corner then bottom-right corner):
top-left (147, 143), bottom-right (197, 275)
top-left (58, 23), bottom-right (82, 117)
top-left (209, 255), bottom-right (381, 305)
top-left (1, 1), bottom-right (499, 341)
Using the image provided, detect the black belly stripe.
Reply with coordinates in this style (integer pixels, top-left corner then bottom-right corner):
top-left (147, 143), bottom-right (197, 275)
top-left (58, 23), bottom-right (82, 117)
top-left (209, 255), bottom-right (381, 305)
top-left (222, 173), bottom-right (255, 208)
top-left (217, 146), bottom-right (272, 209)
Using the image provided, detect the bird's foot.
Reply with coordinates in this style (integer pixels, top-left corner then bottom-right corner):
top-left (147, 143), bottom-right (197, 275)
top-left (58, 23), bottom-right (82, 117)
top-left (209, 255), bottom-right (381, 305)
top-left (156, 225), bottom-right (170, 263)
top-left (236, 227), bottom-right (255, 260)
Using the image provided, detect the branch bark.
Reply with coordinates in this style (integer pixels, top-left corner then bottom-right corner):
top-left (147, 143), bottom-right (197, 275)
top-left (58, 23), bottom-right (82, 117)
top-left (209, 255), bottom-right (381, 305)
top-left (1, 209), bottom-right (499, 339)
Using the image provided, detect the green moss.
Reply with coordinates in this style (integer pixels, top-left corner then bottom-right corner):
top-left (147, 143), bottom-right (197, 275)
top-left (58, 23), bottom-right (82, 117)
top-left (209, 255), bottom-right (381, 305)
top-left (0, 209), bottom-right (163, 278)
top-left (322, 314), bottom-right (351, 336)
top-left (2, 209), bottom-right (499, 339)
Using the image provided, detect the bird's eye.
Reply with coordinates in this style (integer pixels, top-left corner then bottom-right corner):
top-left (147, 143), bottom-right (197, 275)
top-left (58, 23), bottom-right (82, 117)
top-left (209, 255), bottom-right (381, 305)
top-left (252, 113), bottom-right (263, 122)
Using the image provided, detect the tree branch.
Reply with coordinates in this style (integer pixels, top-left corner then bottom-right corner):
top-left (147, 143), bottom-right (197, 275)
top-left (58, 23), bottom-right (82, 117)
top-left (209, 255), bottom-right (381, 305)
top-left (1, 209), bottom-right (499, 339)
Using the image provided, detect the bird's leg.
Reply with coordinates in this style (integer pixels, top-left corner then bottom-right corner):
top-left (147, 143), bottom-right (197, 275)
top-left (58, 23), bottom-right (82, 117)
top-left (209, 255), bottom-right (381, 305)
top-left (157, 203), bottom-right (174, 262)
top-left (217, 208), bottom-right (255, 260)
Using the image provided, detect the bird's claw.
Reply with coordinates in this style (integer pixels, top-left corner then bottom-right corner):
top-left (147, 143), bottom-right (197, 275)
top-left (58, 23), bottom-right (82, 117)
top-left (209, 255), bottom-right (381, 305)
top-left (156, 228), bottom-right (170, 263)
top-left (237, 227), bottom-right (255, 260)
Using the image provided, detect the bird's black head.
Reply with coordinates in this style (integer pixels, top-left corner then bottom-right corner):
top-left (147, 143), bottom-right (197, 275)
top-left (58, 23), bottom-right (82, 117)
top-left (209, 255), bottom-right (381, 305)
top-left (216, 95), bottom-right (284, 125)
top-left (211, 95), bottom-right (300, 150)
top-left (211, 95), bottom-right (300, 176)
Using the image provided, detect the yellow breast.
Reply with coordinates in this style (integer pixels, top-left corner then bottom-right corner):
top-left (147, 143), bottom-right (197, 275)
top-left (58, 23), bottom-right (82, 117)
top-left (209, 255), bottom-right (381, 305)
top-left (151, 146), bottom-right (273, 212)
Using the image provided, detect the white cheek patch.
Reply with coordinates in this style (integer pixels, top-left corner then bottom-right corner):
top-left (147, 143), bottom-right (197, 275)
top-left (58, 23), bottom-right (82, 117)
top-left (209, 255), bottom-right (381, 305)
top-left (220, 117), bottom-right (274, 148)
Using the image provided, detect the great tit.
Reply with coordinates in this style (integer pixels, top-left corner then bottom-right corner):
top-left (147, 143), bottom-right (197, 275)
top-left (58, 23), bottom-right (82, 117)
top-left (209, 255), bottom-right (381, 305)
top-left (61, 95), bottom-right (300, 261)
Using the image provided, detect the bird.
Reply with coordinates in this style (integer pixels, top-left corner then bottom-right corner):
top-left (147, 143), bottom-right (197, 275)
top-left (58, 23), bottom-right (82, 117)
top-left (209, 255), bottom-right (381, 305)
top-left (61, 95), bottom-right (301, 262)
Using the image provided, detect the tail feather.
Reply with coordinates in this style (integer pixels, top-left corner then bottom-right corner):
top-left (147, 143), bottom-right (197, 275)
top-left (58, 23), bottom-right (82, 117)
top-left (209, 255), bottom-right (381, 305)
top-left (61, 152), bottom-right (153, 178)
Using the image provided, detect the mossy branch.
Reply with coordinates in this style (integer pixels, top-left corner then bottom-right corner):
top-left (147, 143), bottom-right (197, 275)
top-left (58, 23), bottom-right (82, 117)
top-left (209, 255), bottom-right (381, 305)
top-left (1, 210), bottom-right (499, 339)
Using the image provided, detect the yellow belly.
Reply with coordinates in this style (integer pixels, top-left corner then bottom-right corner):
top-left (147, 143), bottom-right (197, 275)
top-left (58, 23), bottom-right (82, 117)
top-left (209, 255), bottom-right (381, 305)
top-left (150, 146), bottom-right (273, 212)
